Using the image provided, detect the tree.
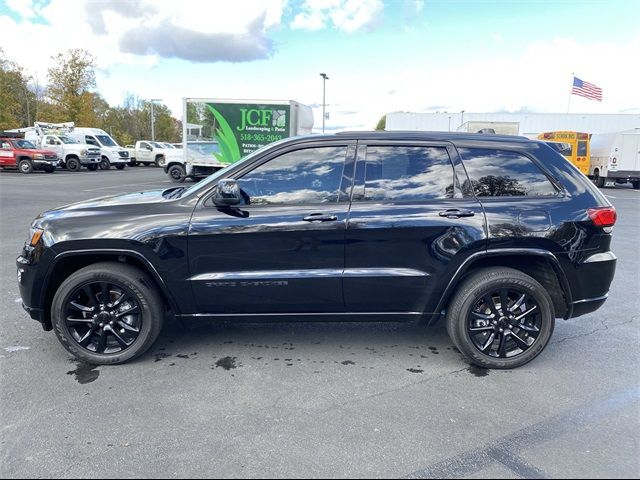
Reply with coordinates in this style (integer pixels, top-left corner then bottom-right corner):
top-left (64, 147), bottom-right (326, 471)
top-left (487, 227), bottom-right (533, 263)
top-left (46, 49), bottom-right (97, 123)
top-left (375, 114), bottom-right (386, 131)
top-left (0, 48), bottom-right (35, 129)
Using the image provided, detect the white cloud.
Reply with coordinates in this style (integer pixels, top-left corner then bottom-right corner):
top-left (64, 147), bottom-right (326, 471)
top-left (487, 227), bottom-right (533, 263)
top-left (291, 0), bottom-right (383, 32)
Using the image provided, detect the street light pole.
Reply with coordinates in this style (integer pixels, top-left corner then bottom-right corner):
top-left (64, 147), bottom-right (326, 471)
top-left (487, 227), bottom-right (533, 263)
top-left (149, 98), bottom-right (162, 140)
top-left (460, 110), bottom-right (465, 130)
top-left (320, 73), bottom-right (329, 133)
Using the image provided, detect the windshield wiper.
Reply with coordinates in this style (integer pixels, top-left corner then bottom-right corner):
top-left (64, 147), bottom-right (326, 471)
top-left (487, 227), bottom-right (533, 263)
top-left (163, 187), bottom-right (187, 199)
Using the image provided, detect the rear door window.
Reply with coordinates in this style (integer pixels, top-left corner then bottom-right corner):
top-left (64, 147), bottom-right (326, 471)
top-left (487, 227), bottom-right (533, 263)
top-left (458, 148), bottom-right (557, 197)
top-left (356, 145), bottom-right (455, 202)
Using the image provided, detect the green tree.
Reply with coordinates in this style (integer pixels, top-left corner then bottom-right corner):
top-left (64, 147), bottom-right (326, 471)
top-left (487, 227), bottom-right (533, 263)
top-left (46, 49), bottom-right (96, 123)
top-left (375, 114), bottom-right (386, 131)
top-left (0, 48), bottom-right (35, 129)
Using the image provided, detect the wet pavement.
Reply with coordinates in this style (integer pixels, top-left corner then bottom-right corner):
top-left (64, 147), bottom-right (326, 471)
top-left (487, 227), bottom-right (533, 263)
top-left (1, 167), bottom-right (638, 477)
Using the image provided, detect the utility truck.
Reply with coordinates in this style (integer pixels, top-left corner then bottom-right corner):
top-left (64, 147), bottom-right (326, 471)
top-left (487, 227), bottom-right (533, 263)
top-left (66, 128), bottom-right (130, 170)
top-left (456, 121), bottom-right (520, 135)
top-left (12, 122), bottom-right (102, 171)
top-left (165, 98), bottom-right (314, 182)
top-left (589, 129), bottom-right (640, 188)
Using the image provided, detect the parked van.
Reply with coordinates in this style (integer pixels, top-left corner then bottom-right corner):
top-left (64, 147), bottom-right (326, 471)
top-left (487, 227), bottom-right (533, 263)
top-left (589, 129), bottom-right (640, 188)
top-left (67, 128), bottom-right (130, 170)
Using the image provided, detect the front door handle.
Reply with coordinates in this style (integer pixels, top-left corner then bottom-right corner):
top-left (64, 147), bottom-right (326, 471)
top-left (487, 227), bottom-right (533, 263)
top-left (439, 209), bottom-right (475, 218)
top-left (303, 213), bottom-right (338, 222)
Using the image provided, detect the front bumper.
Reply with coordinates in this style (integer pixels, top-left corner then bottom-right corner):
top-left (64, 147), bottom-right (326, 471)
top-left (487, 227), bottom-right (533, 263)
top-left (79, 156), bottom-right (101, 165)
top-left (16, 252), bottom-right (47, 328)
top-left (32, 159), bottom-right (58, 169)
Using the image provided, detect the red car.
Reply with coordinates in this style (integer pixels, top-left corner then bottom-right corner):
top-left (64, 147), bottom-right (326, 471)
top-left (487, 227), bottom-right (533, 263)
top-left (0, 135), bottom-right (59, 174)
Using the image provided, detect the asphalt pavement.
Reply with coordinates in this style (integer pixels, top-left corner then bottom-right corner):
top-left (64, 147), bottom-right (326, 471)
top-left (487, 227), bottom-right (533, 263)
top-left (0, 166), bottom-right (638, 478)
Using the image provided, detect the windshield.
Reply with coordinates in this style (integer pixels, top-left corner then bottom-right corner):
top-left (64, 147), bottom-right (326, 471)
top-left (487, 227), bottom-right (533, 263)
top-left (59, 136), bottom-right (78, 144)
top-left (13, 140), bottom-right (37, 149)
top-left (96, 135), bottom-right (118, 147)
top-left (151, 141), bottom-right (164, 148)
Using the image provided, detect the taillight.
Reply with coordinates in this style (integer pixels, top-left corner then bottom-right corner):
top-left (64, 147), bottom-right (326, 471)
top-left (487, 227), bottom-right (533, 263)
top-left (587, 207), bottom-right (617, 227)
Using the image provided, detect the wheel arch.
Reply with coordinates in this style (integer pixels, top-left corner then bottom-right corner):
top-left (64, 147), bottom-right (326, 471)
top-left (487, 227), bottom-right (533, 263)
top-left (40, 250), bottom-right (180, 330)
top-left (434, 249), bottom-right (573, 323)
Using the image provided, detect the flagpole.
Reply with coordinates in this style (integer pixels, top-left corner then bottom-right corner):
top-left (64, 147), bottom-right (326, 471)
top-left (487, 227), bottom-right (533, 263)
top-left (567, 72), bottom-right (574, 113)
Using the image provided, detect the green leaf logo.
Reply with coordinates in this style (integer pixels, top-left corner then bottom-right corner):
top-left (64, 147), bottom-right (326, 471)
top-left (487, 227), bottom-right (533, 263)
top-left (207, 105), bottom-right (242, 164)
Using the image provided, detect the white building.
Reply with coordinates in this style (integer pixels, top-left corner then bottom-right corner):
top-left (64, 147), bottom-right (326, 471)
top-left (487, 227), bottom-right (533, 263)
top-left (386, 112), bottom-right (640, 137)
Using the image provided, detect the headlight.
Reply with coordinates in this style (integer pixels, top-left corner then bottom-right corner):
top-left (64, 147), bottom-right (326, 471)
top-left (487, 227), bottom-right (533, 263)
top-left (34, 154), bottom-right (44, 159)
top-left (29, 227), bottom-right (44, 246)
top-left (81, 149), bottom-right (88, 156)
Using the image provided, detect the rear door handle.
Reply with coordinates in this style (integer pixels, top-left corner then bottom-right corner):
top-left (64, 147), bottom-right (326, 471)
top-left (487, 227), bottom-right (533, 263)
top-left (303, 213), bottom-right (338, 222)
top-left (439, 209), bottom-right (475, 218)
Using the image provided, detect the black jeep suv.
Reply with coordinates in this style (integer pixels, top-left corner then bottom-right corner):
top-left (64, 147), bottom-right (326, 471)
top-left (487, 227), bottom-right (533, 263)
top-left (17, 132), bottom-right (617, 368)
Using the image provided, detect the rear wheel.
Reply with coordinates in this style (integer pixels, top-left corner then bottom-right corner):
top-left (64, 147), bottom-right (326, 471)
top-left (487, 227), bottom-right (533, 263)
top-left (99, 158), bottom-right (111, 170)
top-left (18, 159), bottom-right (33, 174)
top-left (168, 164), bottom-right (186, 183)
top-left (115, 164), bottom-right (126, 170)
top-left (66, 158), bottom-right (81, 172)
top-left (446, 267), bottom-right (555, 369)
top-left (593, 169), bottom-right (605, 188)
top-left (155, 155), bottom-right (164, 167)
top-left (51, 262), bottom-right (164, 365)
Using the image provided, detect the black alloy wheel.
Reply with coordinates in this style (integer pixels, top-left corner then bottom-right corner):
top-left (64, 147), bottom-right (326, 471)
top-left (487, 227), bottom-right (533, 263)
top-left (446, 267), bottom-right (554, 369)
top-left (467, 289), bottom-right (541, 359)
top-left (64, 281), bottom-right (142, 354)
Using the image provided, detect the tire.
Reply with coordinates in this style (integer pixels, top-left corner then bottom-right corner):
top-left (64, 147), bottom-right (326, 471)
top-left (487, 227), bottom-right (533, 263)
top-left (51, 262), bottom-right (164, 365)
top-left (18, 159), bottom-right (33, 174)
top-left (155, 155), bottom-right (164, 167)
top-left (115, 164), bottom-right (126, 170)
top-left (87, 164), bottom-right (98, 171)
top-left (130, 159), bottom-right (137, 167)
top-left (593, 170), bottom-right (605, 188)
top-left (632, 181), bottom-right (640, 190)
top-left (66, 158), bottom-right (81, 172)
top-left (168, 164), bottom-right (186, 183)
top-left (446, 267), bottom-right (555, 369)
top-left (99, 158), bottom-right (111, 170)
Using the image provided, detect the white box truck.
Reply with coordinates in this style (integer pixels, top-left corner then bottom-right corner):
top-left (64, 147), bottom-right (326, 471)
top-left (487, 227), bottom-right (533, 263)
top-left (456, 121), bottom-right (520, 135)
top-left (165, 98), bottom-right (314, 182)
top-left (67, 128), bottom-right (131, 170)
top-left (589, 129), bottom-right (640, 188)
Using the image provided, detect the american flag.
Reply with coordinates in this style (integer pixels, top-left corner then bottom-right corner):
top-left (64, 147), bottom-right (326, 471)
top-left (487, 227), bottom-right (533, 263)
top-left (571, 76), bottom-right (603, 101)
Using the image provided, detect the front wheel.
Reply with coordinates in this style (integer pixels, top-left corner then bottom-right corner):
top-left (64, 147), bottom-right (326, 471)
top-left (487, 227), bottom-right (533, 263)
top-left (66, 158), bottom-right (81, 172)
top-left (99, 158), bottom-right (111, 170)
top-left (18, 159), bottom-right (33, 174)
top-left (168, 164), bottom-right (186, 183)
top-left (51, 262), bottom-right (164, 365)
top-left (446, 267), bottom-right (555, 369)
top-left (115, 164), bottom-right (126, 170)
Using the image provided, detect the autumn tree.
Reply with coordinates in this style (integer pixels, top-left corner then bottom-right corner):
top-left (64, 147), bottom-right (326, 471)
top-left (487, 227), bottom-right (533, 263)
top-left (46, 49), bottom-right (97, 124)
top-left (0, 48), bottom-right (35, 129)
top-left (375, 114), bottom-right (386, 131)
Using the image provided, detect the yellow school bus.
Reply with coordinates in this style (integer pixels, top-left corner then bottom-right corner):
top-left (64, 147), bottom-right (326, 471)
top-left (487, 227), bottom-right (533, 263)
top-left (537, 131), bottom-right (590, 175)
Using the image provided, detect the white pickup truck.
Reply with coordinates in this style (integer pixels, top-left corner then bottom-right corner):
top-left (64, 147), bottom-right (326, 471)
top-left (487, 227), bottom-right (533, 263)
top-left (127, 140), bottom-right (181, 167)
top-left (29, 133), bottom-right (102, 171)
top-left (67, 128), bottom-right (130, 170)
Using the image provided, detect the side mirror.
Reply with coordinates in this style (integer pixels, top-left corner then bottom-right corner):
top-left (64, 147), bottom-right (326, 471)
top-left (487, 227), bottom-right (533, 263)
top-left (213, 179), bottom-right (242, 207)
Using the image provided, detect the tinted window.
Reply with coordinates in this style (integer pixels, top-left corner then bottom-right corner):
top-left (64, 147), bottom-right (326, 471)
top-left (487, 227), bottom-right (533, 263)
top-left (85, 136), bottom-right (99, 146)
top-left (458, 148), bottom-right (557, 197)
top-left (237, 146), bottom-right (347, 205)
top-left (577, 141), bottom-right (587, 156)
top-left (359, 146), bottom-right (454, 201)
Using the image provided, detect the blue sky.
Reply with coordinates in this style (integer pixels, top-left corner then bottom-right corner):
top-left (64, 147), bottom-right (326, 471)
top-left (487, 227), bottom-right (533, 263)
top-left (1, 0), bottom-right (639, 130)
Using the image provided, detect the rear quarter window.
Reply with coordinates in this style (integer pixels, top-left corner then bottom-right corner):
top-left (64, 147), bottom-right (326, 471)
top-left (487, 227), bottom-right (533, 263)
top-left (458, 147), bottom-right (558, 197)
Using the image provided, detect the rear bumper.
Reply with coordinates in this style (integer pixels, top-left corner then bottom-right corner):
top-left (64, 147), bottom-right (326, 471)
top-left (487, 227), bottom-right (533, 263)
top-left (566, 251), bottom-right (616, 319)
